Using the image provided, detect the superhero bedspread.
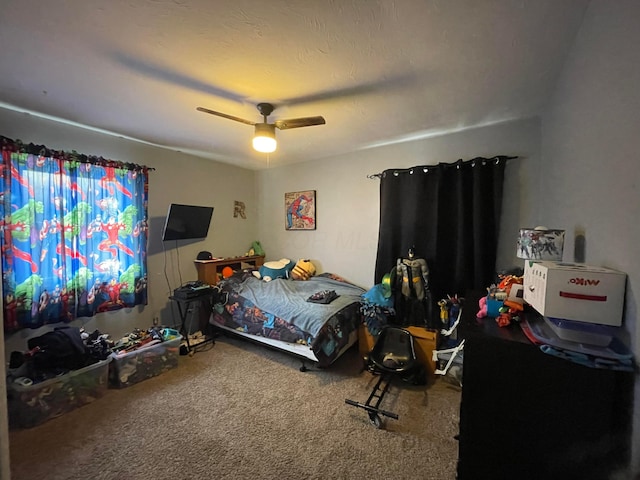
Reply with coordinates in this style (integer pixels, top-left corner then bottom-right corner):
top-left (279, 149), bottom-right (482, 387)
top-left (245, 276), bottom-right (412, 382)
top-left (210, 271), bottom-right (365, 367)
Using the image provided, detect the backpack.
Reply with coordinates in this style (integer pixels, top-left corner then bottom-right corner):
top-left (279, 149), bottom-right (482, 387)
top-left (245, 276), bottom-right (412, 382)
top-left (27, 326), bottom-right (89, 371)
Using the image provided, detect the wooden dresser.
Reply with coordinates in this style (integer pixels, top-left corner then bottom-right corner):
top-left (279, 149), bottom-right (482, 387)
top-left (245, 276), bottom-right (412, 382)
top-left (194, 255), bottom-right (265, 285)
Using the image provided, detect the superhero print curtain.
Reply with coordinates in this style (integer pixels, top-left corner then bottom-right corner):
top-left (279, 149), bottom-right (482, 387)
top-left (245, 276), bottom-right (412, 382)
top-left (1, 139), bottom-right (149, 332)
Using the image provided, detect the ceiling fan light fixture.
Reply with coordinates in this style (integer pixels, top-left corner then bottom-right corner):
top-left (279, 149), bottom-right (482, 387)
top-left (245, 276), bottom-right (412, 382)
top-left (253, 123), bottom-right (277, 153)
top-left (198, 103), bottom-right (324, 153)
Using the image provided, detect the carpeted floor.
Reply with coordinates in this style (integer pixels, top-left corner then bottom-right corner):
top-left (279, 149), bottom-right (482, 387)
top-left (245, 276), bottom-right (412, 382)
top-left (9, 334), bottom-right (462, 480)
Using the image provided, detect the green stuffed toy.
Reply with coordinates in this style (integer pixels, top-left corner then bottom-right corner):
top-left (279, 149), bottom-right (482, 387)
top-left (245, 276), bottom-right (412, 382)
top-left (247, 241), bottom-right (265, 256)
top-left (252, 258), bottom-right (294, 282)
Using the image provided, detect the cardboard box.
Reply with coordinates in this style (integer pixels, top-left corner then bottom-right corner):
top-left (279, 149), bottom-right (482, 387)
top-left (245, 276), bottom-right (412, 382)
top-left (523, 261), bottom-right (626, 326)
top-left (405, 326), bottom-right (437, 377)
top-left (109, 336), bottom-right (181, 388)
top-left (357, 324), bottom-right (376, 358)
top-left (7, 357), bottom-right (111, 429)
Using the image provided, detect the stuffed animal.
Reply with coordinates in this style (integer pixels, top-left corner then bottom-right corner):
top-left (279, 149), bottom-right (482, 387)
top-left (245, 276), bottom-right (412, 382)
top-left (252, 258), bottom-right (294, 282)
top-left (246, 241), bottom-right (265, 257)
top-left (476, 295), bottom-right (488, 319)
top-left (291, 259), bottom-right (316, 281)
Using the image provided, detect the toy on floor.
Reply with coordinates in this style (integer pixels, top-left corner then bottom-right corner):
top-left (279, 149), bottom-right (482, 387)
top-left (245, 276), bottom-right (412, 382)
top-left (390, 247), bottom-right (434, 328)
top-left (437, 294), bottom-right (464, 349)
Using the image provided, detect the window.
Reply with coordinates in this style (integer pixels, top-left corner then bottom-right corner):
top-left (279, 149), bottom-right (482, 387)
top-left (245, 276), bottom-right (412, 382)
top-left (1, 138), bottom-right (149, 331)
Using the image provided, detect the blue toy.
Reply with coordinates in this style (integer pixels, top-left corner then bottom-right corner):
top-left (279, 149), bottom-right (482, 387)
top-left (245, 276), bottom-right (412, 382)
top-left (252, 258), bottom-right (295, 282)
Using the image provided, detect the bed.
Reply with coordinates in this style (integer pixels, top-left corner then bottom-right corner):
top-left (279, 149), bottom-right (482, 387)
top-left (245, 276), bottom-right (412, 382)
top-left (209, 270), bottom-right (366, 368)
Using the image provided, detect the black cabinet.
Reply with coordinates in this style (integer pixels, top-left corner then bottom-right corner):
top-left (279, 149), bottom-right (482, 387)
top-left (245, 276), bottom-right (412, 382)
top-left (456, 296), bottom-right (633, 480)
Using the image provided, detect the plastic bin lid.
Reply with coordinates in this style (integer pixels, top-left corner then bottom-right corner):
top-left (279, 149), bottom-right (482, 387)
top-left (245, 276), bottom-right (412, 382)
top-left (522, 315), bottom-right (632, 361)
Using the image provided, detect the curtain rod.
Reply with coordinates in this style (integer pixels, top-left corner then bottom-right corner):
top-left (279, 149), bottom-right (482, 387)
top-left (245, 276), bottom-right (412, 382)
top-left (367, 155), bottom-right (518, 179)
top-left (1, 135), bottom-right (156, 171)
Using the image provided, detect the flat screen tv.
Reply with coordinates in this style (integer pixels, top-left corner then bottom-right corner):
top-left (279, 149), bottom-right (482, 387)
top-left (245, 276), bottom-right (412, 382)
top-left (161, 203), bottom-right (214, 241)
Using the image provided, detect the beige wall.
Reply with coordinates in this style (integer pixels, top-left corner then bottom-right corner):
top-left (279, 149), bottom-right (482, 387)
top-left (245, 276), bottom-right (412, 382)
top-left (540, 1), bottom-right (640, 474)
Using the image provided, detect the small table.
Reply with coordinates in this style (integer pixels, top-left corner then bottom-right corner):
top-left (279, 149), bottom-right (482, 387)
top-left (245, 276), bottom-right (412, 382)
top-left (169, 291), bottom-right (216, 355)
top-left (194, 254), bottom-right (265, 285)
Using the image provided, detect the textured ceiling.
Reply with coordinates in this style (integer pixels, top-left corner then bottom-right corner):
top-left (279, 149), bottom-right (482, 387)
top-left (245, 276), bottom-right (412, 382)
top-left (0, 0), bottom-right (589, 170)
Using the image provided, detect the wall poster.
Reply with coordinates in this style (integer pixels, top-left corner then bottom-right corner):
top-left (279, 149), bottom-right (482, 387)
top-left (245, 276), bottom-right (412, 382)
top-left (285, 190), bottom-right (316, 230)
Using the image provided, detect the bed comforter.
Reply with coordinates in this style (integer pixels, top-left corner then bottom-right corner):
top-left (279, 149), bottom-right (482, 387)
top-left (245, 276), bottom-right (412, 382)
top-left (210, 271), bottom-right (365, 366)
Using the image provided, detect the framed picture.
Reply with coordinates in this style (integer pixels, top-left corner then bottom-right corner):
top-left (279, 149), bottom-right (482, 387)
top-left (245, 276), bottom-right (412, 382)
top-left (516, 228), bottom-right (565, 261)
top-left (285, 190), bottom-right (316, 230)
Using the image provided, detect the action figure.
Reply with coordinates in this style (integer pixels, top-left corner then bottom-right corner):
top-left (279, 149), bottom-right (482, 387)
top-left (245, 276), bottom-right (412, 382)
top-left (391, 247), bottom-right (434, 328)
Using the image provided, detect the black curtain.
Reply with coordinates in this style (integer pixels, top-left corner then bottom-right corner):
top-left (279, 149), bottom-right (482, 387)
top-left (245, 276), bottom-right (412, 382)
top-left (374, 156), bottom-right (512, 302)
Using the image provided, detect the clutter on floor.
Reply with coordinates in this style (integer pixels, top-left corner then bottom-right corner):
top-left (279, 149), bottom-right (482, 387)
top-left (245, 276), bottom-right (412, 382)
top-left (431, 294), bottom-right (465, 387)
top-left (109, 327), bottom-right (182, 388)
top-left (6, 326), bottom-right (113, 429)
top-left (6, 325), bottom-right (183, 428)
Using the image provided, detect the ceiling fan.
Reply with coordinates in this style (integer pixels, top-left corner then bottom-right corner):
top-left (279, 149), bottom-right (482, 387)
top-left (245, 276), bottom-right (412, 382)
top-left (196, 103), bottom-right (326, 153)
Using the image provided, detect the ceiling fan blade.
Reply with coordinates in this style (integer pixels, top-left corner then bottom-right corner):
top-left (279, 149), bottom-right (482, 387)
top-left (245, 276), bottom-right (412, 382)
top-left (274, 116), bottom-right (326, 130)
top-left (196, 107), bottom-right (255, 126)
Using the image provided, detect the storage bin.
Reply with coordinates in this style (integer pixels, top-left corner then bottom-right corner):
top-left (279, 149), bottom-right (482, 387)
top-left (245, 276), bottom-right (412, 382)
top-left (523, 261), bottom-right (626, 326)
top-left (109, 335), bottom-right (182, 388)
top-left (543, 316), bottom-right (616, 347)
top-left (7, 357), bottom-right (111, 429)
